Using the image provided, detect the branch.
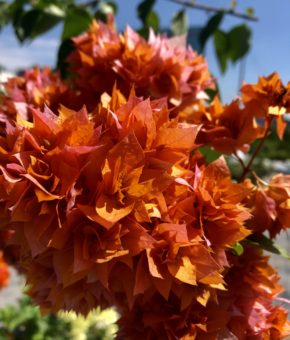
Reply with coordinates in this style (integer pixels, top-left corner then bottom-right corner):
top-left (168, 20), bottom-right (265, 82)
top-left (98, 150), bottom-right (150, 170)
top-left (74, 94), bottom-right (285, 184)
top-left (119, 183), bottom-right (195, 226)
top-left (80, 0), bottom-right (100, 8)
top-left (165, 0), bottom-right (258, 22)
top-left (239, 117), bottom-right (273, 181)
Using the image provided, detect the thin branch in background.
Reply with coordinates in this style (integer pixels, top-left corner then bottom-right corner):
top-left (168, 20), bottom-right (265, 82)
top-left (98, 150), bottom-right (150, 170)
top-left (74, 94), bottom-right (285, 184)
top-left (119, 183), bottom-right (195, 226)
top-left (81, 0), bottom-right (100, 8)
top-left (165, 0), bottom-right (259, 22)
top-left (233, 151), bottom-right (246, 171)
top-left (239, 117), bottom-right (273, 181)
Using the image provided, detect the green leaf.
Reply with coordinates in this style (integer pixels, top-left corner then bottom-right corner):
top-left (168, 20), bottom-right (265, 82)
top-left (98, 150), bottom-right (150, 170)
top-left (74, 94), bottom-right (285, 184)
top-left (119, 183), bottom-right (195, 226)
top-left (57, 39), bottom-right (75, 78)
top-left (171, 9), bottom-right (188, 36)
top-left (228, 24), bottom-right (251, 62)
top-left (137, 0), bottom-right (155, 24)
top-left (199, 12), bottom-right (224, 52)
top-left (199, 146), bottom-right (221, 164)
top-left (95, 1), bottom-right (118, 21)
top-left (214, 29), bottom-right (229, 73)
top-left (247, 235), bottom-right (290, 260)
top-left (204, 88), bottom-right (219, 102)
top-left (0, 2), bottom-right (11, 30)
top-left (145, 10), bottom-right (159, 32)
top-left (17, 8), bottom-right (64, 41)
top-left (246, 7), bottom-right (255, 17)
top-left (104, 1), bottom-right (118, 14)
top-left (187, 26), bottom-right (203, 52)
top-left (62, 6), bottom-right (93, 41)
top-left (232, 242), bottom-right (244, 256)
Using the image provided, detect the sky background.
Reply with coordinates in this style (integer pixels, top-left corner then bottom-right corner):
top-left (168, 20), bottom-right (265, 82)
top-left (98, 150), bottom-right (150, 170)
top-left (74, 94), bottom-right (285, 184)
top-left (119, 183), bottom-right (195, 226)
top-left (0, 0), bottom-right (289, 102)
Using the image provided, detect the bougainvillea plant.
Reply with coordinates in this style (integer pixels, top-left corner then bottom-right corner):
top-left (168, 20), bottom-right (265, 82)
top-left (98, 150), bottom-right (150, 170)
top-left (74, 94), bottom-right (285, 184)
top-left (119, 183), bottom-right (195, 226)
top-left (0, 19), bottom-right (290, 339)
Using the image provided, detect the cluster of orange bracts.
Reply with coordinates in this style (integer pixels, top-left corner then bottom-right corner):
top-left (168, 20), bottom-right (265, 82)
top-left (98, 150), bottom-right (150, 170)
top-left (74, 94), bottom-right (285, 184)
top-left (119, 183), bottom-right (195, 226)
top-left (1, 19), bottom-right (290, 339)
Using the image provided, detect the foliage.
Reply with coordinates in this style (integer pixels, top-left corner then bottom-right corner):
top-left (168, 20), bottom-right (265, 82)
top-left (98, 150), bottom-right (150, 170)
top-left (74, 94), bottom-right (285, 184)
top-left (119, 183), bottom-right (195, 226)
top-left (0, 296), bottom-right (71, 340)
top-left (0, 296), bottom-right (117, 340)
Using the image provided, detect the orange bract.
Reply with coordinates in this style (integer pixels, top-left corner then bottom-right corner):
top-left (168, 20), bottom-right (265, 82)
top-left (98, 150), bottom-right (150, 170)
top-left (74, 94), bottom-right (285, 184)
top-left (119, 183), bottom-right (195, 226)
top-left (0, 251), bottom-right (9, 288)
top-left (68, 20), bottom-right (212, 110)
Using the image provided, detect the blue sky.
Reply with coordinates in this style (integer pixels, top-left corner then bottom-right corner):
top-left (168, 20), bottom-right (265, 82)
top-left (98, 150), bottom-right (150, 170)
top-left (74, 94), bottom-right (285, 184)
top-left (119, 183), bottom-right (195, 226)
top-left (0, 0), bottom-right (289, 102)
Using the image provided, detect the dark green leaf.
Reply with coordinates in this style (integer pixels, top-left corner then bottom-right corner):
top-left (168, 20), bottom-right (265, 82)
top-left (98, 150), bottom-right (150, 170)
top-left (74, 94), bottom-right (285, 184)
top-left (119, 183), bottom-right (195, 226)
top-left (228, 24), bottom-right (251, 62)
top-left (199, 146), bottom-right (221, 164)
top-left (0, 2), bottom-right (11, 30)
top-left (95, 1), bottom-right (117, 22)
top-left (105, 1), bottom-right (118, 14)
top-left (17, 8), bottom-right (63, 41)
top-left (145, 10), bottom-right (159, 32)
top-left (247, 235), bottom-right (290, 260)
top-left (137, 0), bottom-right (155, 24)
top-left (199, 12), bottom-right (224, 52)
top-left (171, 9), bottom-right (188, 36)
top-left (187, 26), bottom-right (203, 52)
top-left (214, 29), bottom-right (228, 73)
top-left (57, 39), bottom-right (75, 78)
top-left (204, 88), bottom-right (219, 102)
top-left (62, 6), bottom-right (93, 41)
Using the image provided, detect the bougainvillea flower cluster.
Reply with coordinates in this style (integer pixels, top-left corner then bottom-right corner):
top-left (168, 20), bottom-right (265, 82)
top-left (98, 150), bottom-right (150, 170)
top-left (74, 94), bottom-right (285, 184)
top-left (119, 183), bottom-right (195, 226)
top-left (0, 19), bottom-right (290, 339)
top-left (68, 19), bottom-right (212, 110)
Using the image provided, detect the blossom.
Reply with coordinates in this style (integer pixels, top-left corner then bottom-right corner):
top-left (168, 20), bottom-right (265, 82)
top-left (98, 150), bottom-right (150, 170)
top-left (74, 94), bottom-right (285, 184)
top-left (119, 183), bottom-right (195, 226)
top-left (241, 72), bottom-right (290, 139)
top-left (116, 245), bottom-right (290, 340)
top-left (195, 98), bottom-right (264, 153)
top-left (0, 18), bottom-right (289, 339)
top-left (0, 67), bottom-right (68, 122)
top-left (0, 251), bottom-right (9, 288)
top-left (245, 174), bottom-right (290, 238)
top-left (68, 20), bottom-right (212, 110)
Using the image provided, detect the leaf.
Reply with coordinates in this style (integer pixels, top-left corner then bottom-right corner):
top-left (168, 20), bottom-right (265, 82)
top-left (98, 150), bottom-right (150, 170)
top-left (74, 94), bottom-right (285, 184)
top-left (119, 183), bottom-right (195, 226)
top-left (100, 1), bottom-right (118, 14)
top-left (187, 26), bottom-right (203, 52)
top-left (246, 7), bottom-right (255, 17)
top-left (171, 9), bottom-right (188, 36)
top-left (228, 24), bottom-right (251, 62)
top-left (17, 7), bottom-right (64, 41)
top-left (137, 0), bottom-right (156, 24)
top-left (62, 6), bottom-right (93, 41)
top-left (232, 242), bottom-right (244, 256)
top-left (214, 29), bottom-right (229, 73)
top-left (247, 235), bottom-right (290, 260)
top-left (95, 1), bottom-right (118, 22)
top-left (199, 146), bottom-right (221, 164)
top-left (199, 12), bottom-right (224, 52)
top-left (57, 39), bottom-right (76, 78)
top-left (0, 2), bottom-right (11, 31)
top-left (145, 10), bottom-right (159, 32)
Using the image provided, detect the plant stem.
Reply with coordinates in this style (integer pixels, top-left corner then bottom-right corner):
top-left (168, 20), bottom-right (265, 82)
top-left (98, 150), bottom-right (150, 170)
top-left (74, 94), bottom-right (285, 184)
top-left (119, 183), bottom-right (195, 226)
top-left (234, 151), bottom-right (246, 171)
top-left (165, 0), bottom-right (259, 22)
top-left (239, 118), bottom-right (273, 181)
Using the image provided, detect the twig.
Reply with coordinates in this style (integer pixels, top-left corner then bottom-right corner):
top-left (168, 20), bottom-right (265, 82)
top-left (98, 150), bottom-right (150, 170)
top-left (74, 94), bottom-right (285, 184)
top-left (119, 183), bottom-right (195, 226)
top-left (239, 118), bottom-right (273, 181)
top-left (81, 0), bottom-right (100, 8)
top-left (233, 151), bottom-right (246, 171)
top-left (165, 0), bottom-right (259, 22)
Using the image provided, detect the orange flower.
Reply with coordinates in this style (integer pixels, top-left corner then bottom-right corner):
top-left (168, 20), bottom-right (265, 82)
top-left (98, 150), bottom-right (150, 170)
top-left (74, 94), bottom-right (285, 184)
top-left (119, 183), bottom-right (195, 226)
top-left (116, 245), bottom-right (290, 340)
top-left (0, 251), bottom-right (9, 288)
top-left (244, 174), bottom-right (290, 238)
top-left (68, 20), bottom-right (212, 111)
top-left (0, 67), bottom-right (68, 121)
top-left (195, 98), bottom-right (264, 153)
top-left (241, 72), bottom-right (290, 139)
